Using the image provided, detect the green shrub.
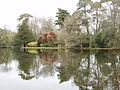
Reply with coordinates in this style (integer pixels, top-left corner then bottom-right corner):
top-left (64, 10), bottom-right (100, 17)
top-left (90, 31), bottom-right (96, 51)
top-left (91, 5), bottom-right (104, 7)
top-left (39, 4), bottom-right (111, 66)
top-left (94, 32), bottom-right (108, 48)
top-left (40, 43), bottom-right (48, 47)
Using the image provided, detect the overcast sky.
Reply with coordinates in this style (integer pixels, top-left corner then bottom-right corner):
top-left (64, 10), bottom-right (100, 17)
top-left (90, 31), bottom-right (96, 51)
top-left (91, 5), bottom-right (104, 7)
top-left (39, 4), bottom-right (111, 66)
top-left (0, 0), bottom-right (99, 31)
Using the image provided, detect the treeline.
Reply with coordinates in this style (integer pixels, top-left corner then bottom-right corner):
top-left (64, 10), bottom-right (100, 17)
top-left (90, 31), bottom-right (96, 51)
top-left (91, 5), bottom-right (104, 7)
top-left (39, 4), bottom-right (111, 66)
top-left (0, 28), bottom-right (15, 47)
top-left (0, 0), bottom-right (120, 48)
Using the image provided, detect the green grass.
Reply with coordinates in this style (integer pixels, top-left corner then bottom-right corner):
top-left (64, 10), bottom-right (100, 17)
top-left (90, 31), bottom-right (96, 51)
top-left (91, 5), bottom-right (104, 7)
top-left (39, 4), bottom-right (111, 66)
top-left (22, 47), bottom-right (69, 49)
top-left (22, 47), bottom-right (120, 50)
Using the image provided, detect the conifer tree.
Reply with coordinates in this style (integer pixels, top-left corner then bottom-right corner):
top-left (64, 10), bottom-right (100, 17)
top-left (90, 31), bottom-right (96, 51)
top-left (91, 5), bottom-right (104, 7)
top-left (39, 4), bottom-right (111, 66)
top-left (14, 13), bottom-right (35, 46)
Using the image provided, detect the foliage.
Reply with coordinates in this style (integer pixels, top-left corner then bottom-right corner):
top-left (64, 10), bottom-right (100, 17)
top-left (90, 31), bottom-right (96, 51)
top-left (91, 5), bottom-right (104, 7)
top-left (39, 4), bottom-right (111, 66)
top-left (55, 8), bottom-right (70, 28)
top-left (37, 32), bottom-right (57, 47)
top-left (14, 19), bottom-right (35, 46)
top-left (27, 41), bottom-right (47, 47)
top-left (18, 13), bottom-right (33, 21)
top-left (58, 11), bottom-right (90, 47)
top-left (29, 17), bottom-right (55, 40)
top-left (93, 32), bottom-right (108, 48)
top-left (0, 28), bottom-right (15, 46)
top-left (75, 0), bottom-right (120, 48)
top-left (27, 41), bottom-right (37, 47)
top-left (77, 0), bottom-right (92, 11)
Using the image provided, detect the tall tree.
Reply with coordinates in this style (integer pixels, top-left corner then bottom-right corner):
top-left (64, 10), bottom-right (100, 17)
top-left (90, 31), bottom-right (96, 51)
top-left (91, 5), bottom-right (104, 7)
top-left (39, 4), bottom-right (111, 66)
top-left (77, 0), bottom-right (92, 27)
top-left (77, 0), bottom-right (92, 47)
top-left (55, 8), bottom-right (70, 29)
top-left (14, 13), bottom-right (35, 46)
top-left (98, 0), bottom-right (120, 47)
top-left (77, 0), bottom-right (91, 11)
top-left (18, 13), bottom-right (33, 21)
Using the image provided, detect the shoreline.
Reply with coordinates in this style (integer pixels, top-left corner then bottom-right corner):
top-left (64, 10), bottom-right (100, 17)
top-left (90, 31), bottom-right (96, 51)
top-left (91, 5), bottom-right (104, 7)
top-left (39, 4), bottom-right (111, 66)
top-left (22, 47), bottom-right (120, 50)
top-left (1, 46), bottom-right (120, 50)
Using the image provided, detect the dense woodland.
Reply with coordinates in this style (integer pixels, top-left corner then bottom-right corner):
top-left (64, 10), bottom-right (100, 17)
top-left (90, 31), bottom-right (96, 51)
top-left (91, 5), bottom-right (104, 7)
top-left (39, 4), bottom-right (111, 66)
top-left (0, 0), bottom-right (120, 48)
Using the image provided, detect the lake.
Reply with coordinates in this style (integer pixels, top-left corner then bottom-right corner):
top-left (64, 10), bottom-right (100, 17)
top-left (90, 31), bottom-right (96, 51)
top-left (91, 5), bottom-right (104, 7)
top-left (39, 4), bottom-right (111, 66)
top-left (0, 48), bottom-right (119, 90)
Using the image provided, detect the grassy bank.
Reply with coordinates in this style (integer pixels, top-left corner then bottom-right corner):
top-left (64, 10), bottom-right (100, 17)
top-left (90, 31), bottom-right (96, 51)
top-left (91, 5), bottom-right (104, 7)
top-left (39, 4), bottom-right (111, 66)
top-left (22, 47), bottom-right (120, 50)
top-left (1, 46), bottom-right (120, 50)
top-left (22, 47), bottom-right (70, 50)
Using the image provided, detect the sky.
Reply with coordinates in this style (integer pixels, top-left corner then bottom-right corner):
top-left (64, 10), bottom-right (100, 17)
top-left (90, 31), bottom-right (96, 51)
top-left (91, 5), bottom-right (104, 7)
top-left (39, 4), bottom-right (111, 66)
top-left (0, 0), bottom-right (99, 32)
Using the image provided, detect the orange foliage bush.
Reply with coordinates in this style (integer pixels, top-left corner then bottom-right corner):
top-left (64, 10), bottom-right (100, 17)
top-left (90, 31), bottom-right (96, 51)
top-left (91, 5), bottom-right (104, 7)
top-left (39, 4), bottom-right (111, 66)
top-left (37, 32), bottom-right (56, 46)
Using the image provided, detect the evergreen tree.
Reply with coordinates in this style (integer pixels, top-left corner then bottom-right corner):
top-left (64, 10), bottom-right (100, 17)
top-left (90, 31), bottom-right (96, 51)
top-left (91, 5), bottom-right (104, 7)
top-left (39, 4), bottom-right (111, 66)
top-left (55, 8), bottom-right (70, 29)
top-left (14, 14), bottom-right (35, 46)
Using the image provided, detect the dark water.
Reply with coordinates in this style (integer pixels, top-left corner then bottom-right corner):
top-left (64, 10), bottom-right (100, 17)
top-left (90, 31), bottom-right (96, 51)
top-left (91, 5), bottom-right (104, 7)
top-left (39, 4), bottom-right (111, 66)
top-left (0, 48), bottom-right (120, 90)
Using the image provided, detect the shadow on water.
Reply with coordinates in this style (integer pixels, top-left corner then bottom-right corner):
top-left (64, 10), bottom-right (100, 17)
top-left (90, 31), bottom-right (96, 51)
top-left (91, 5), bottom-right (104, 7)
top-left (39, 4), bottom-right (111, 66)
top-left (0, 48), bottom-right (119, 90)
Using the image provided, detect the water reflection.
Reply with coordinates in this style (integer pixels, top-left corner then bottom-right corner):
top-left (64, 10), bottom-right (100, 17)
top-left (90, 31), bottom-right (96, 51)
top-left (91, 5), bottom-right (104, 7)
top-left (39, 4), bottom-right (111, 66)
top-left (0, 48), bottom-right (119, 90)
top-left (13, 49), bottom-right (36, 80)
top-left (0, 48), bottom-right (13, 72)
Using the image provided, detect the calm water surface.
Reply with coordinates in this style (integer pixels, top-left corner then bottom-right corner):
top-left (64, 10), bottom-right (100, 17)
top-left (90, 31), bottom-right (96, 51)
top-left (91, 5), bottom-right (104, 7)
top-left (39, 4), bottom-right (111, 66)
top-left (0, 48), bottom-right (119, 90)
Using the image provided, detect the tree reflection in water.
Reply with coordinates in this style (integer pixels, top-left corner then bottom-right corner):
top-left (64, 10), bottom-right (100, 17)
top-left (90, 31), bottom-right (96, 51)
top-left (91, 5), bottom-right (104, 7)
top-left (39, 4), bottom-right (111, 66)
top-left (13, 48), bottom-right (36, 80)
top-left (0, 48), bottom-right (13, 72)
top-left (33, 50), bottom-right (57, 78)
top-left (0, 48), bottom-right (119, 90)
top-left (56, 50), bottom-right (120, 90)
